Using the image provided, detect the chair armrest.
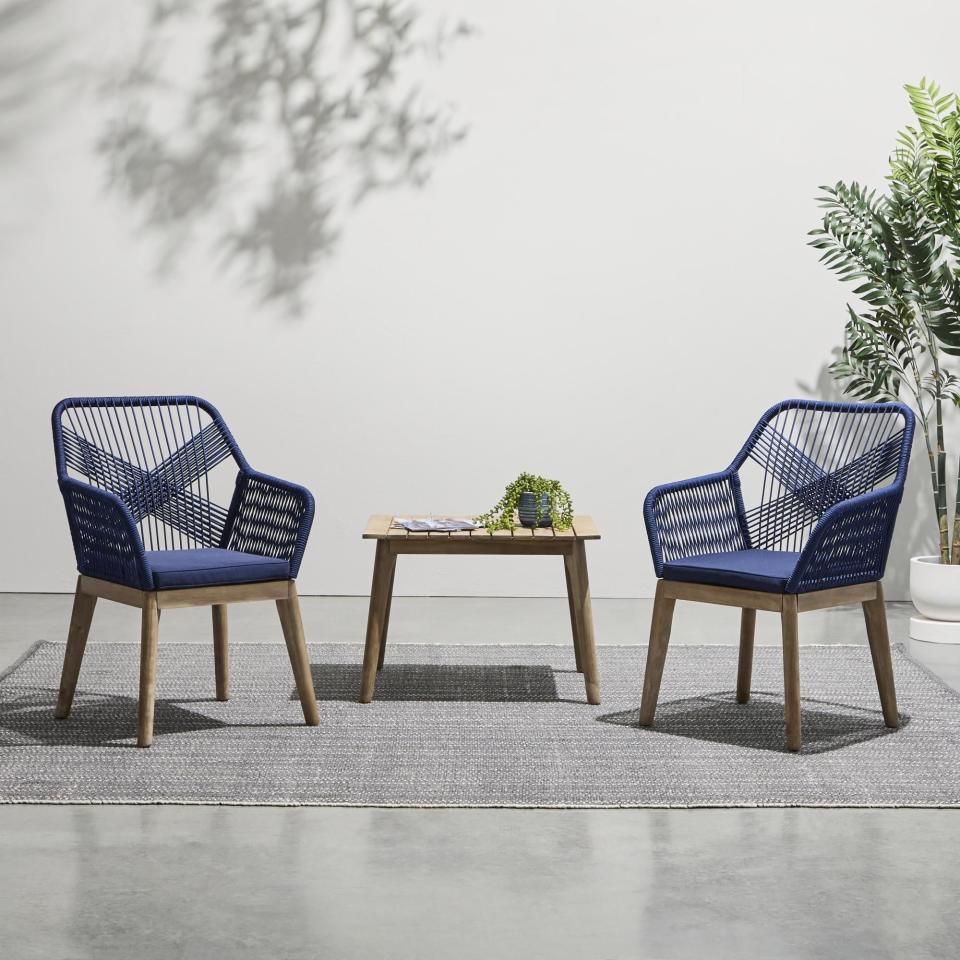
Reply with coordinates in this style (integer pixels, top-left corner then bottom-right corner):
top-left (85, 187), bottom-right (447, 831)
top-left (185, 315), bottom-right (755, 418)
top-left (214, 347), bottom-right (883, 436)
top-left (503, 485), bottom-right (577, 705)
top-left (58, 478), bottom-right (151, 589)
top-left (786, 487), bottom-right (902, 593)
top-left (644, 470), bottom-right (750, 576)
top-left (222, 469), bottom-right (315, 578)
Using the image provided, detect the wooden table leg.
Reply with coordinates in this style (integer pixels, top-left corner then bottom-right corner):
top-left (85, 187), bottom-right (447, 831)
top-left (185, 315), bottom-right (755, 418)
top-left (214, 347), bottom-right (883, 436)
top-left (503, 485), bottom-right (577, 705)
top-left (563, 553), bottom-right (584, 672)
top-left (568, 542), bottom-right (600, 704)
top-left (360, 541), bottom-right (396, 702)
top-left (377, 561), bottom-right (397, 671)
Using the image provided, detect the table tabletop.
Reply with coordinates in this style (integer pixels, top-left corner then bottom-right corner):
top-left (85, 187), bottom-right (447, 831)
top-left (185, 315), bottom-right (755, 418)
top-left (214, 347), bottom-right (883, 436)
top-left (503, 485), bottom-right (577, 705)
top-left (362, 515), bottom-right (601, 541)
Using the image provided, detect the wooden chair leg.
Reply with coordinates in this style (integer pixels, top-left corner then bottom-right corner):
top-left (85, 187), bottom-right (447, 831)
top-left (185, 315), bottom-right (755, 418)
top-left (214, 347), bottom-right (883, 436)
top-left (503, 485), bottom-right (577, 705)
top-left (863, 583), bottom-right (899, 728)
top-left (639, 580), bottom-right (676, 726)
top-left (137, 593), bottom-right (160, 747)
top-left (360, 541), bottom-right (395, 702)
top-left (212, 604), bottom-right (229, 701)
top-left (55, 579), bottom-right (97, 719)
top-left (563, 553), bottom-right (584, 672)
top-left (376, 561), bottom-right (397, 671)
top-left (276, 584), bottom-right (320, 726)
top-left (568, 542), bottom-right (600, 704)
top-left (781, 594), bottom-right (802, 751)
top-left (736, 608), bottom-right (756, 704)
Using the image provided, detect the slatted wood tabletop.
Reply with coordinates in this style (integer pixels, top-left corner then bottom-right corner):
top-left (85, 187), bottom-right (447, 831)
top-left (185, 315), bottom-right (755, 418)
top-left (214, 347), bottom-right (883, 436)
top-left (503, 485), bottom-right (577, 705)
top-left (359, 514), bottom-right (602, 706)
top-left (363, 515), bottom-right (601, 540)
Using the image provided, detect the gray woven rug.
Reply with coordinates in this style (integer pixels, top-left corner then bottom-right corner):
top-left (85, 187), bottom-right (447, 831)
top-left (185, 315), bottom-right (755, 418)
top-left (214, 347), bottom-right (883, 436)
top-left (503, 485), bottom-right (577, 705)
top-left (1, 640), bottom-right (958, 806)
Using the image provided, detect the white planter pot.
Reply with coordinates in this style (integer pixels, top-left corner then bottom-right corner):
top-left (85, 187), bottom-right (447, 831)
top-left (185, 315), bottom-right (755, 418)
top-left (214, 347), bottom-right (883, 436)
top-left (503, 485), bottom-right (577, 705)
top-left (909, 555), bottom-right (960, 644)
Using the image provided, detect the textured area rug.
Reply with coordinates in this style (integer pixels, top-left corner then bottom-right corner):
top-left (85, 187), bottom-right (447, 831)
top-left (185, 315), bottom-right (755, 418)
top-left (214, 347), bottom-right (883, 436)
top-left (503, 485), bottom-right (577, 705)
top-left (1, 641), bottom-right (959, 806)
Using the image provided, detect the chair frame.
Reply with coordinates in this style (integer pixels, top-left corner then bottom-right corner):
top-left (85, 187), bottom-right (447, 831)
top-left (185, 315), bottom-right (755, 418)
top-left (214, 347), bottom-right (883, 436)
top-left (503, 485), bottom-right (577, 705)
top-left (638, 578), bottom-right (898, 752)
top-left (640, 399), bottom-right (914, 751)
top-left (51, 396), bottom-right (319, 746)
top-left (56, 575), bottom-right (319, 747)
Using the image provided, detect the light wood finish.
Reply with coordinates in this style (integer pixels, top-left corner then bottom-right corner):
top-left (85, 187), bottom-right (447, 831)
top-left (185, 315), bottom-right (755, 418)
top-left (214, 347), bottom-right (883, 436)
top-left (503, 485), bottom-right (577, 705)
top-left (645, 577), bottom-right (894, 751)
top-left (77, 575), bottom-right (292, 610)
top-left (55, 579), bottom-right (97, 719)
top-left (661, 578), bottom-right (880, 614)
top-left (62, 575), bottom-right (317, 746)
top-left (78, 575), bottom-right (145, 608)
top-left (362, 515), bottom-right (601, 541)
top-left (212, 604), bottom-right (229, 701)
top-left (796, 581), bottom-right (879, 612)
top-left (660, 580), bottom-right (784, 612)
top-left (780, 594), bottom-right (802, 752)
top-left (138, 593), bottom-right (160, 748)
top-left (364, 514), bottom-right (394, 538)
top-left (360, 540), bottom-right (395, 702)
top-left (639, 580), bottom-right (676, 726)
top-left (862, 583), bottom-right (900, 728)
top-left (567, 541), bottom-right (600, 704)
top-left (360, 515), bottom-right (601, 703)
top-left (736, 608), bottom-right (756, 704)
top-left (377, 562), bottom-right (397, 671)
top-left (571, 516), bottom-right (601, 539)
top-left (157, 579), bottom-right (291, 609)
top-left (563, 553), bottom-right (583, 673)
top-left (275, 584), bottom-right (320, 726)
top-left (387, 539), bottom-right (571, 556)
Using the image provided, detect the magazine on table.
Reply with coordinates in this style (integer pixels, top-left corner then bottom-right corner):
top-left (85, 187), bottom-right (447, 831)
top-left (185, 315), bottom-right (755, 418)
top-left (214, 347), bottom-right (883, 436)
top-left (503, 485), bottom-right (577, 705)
top-left (392, 517), bottom-right (480, 532)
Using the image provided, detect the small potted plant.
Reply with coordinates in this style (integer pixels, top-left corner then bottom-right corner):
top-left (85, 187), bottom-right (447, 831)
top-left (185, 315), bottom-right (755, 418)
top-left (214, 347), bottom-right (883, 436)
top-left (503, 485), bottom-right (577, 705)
top-left (475, 473), bottom-right (574, 530)
top-left (810, 79), bottom-right (960, 640)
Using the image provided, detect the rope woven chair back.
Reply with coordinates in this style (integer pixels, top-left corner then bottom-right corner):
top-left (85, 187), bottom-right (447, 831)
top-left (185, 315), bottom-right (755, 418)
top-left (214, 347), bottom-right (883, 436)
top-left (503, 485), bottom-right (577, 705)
top-left (733, 400), bottom-right (912, 554)
top-left (53, 397), bottom-right (246, 553)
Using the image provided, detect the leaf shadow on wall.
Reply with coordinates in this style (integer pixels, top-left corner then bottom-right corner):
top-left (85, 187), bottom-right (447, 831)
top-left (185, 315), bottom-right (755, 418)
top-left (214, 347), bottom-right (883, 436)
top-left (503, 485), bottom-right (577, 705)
top-left (97, 1), bottom-right (473, 314)
top-left (798, 360), bottom-right (933, 598)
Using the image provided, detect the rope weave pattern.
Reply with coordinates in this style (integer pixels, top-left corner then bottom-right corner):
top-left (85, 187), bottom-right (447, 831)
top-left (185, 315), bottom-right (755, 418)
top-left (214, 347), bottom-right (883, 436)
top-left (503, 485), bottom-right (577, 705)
top-left (60, 480), bottom-right (151, 590)
top-left (644, 400), bottom-right (915, 593)
top-left (223, 472), bottom-right (313, 575)
top-left (60, 422), bottom-right (233, 547)
top-left (53, 397), bottom-right (314, 588)
top-left (646, 473), bottom-right (748, 569)
top-left (788, 490), bottom-right (900, 593)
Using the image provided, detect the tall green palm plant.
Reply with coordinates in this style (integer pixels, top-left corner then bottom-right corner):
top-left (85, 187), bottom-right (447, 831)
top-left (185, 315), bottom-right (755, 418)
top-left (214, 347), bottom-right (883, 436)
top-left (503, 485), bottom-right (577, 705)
top-left (810, 79), bottom-right (960, 563)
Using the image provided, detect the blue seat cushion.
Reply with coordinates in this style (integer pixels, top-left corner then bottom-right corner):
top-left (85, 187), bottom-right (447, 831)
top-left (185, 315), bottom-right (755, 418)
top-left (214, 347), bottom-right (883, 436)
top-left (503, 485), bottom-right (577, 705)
top-left (662, 549), bottom-right (800, 593)
top-left (145, 548), bottom-right (289, 590)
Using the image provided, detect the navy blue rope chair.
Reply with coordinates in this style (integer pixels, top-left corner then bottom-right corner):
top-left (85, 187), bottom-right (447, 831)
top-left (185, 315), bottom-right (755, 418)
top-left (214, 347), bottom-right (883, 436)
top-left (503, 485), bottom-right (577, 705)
top-left (52, 396), bottom-right (319, 746)
top-left (640, 399), bottom-right (915, 751)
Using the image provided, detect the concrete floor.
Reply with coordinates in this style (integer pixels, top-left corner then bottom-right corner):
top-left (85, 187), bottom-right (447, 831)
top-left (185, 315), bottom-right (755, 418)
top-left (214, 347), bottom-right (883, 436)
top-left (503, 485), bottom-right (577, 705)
top-left (1, 594), bottom-right (959, 960)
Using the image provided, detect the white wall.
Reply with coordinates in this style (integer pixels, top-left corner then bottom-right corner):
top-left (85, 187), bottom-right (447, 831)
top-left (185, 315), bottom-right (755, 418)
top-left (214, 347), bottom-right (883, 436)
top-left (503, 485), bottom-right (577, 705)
top-left (0, 0), bottom-right (954, 598)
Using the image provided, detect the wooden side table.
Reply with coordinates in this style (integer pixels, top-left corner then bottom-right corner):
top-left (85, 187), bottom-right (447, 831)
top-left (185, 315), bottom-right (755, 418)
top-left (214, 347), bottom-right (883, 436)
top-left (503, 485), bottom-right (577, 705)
top-left (359, 516), bottom-right (602, 704)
